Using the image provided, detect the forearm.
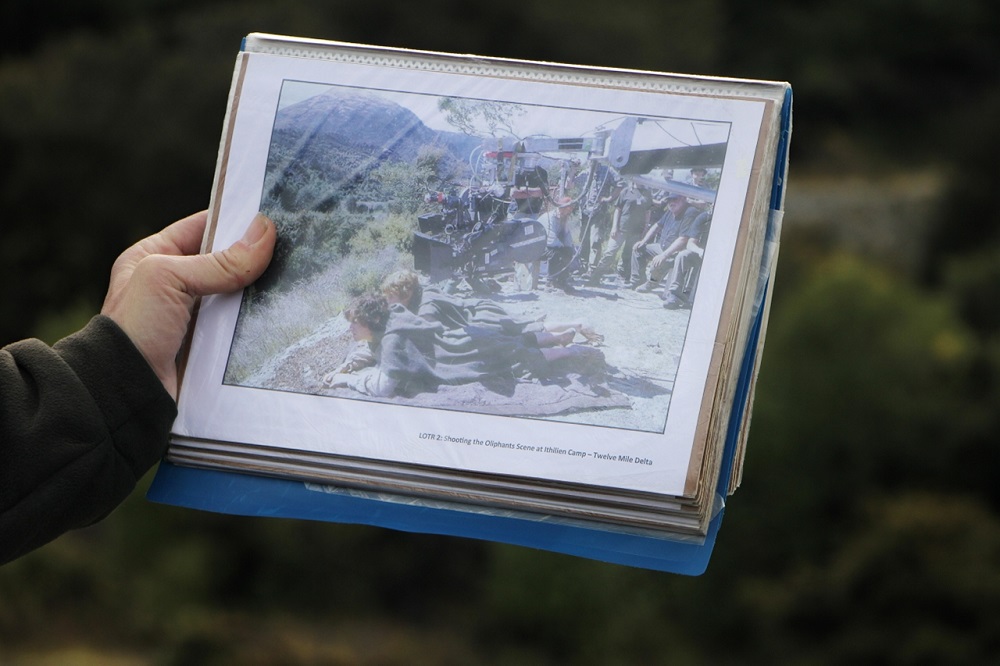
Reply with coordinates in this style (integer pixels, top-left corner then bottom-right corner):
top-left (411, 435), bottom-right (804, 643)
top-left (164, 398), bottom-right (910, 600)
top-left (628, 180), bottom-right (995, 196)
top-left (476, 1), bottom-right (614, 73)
top-left (336, 341), bottom-right (375, 374)
top-left (638, 224), bottom-right (660, 246)
top-left (342, 366), bottom-right (397, 398)
top-left (661, 236), bottom-right (689, 258)
top-left (610, 209), bottom-right (621, 235)
top-left (0, 315), bottom-right (176, 564)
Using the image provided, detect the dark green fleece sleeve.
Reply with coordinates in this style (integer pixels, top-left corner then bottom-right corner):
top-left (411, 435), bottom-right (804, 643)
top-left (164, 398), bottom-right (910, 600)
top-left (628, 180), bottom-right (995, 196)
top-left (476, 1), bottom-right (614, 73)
top-left (1, 315), bottom-right (177, 564)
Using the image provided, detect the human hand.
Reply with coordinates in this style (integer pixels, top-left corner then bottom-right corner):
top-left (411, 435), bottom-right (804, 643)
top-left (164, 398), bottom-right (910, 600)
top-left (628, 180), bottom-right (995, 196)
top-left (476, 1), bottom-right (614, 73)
top-left (324, 373), bottom-right (352, 389)
top-left (101, 211), bottom-right (276, 399)
top-left (324, 366), bottom-right (352, 385)
top-left (649, 252), bottom-right (670, 272)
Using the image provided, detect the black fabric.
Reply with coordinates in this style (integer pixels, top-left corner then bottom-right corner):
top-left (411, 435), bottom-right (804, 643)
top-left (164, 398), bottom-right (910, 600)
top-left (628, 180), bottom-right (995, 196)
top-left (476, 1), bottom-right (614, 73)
top-left (616, 186), bottom-right (654, 234)
top-left (654, 204), bottom-right (702, 247)
top-left (0, 315), bottom-right (176, 564)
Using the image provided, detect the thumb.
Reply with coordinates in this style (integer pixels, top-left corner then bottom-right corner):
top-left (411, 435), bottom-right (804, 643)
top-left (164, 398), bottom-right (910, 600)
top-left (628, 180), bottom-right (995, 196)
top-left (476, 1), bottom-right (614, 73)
top-left (181, 212), bottom-right (276, 296)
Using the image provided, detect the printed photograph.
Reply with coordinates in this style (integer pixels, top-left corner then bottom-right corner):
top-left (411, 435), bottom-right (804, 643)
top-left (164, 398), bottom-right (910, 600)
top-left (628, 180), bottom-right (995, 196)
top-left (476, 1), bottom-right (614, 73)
top-left (222, 79), bottom-right (729, 433)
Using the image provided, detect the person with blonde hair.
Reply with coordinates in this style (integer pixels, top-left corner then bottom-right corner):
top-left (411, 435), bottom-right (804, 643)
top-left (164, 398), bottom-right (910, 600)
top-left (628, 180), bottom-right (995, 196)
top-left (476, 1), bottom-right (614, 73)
top-left (324, 267), bottom-right (608, 397)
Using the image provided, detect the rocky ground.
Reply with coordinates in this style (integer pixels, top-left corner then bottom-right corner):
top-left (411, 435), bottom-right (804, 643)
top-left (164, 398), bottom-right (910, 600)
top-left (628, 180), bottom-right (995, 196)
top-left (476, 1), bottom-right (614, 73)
top-left (244, 270), bottom-right (693, 433)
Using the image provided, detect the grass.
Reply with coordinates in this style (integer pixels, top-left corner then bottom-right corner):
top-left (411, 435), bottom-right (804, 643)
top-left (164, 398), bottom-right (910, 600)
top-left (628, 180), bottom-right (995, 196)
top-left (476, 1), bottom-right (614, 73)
top-left (224, 247), bottom-right (408, 385)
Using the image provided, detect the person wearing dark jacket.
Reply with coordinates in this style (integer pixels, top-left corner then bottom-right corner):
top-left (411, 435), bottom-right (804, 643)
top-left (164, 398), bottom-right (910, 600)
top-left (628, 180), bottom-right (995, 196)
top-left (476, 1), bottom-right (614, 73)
top-left (0, 210), bottom-right (276, 565)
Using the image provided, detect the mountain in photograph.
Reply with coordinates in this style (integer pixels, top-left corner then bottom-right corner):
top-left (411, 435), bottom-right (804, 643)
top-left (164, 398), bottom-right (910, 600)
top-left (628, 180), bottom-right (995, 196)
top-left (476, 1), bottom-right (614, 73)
top-left (264, 87), bottom-right (479, 210)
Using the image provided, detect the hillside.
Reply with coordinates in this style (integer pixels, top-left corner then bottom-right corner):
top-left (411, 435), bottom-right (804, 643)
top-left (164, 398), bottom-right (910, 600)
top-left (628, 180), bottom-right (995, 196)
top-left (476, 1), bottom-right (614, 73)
top-left (264, 87), bottom-right (479, 211)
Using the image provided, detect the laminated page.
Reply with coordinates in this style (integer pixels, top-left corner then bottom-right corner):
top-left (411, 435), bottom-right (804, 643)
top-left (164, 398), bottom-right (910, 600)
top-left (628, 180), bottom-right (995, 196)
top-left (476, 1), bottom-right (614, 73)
top-left (149, 33), bottom-right (792, 573)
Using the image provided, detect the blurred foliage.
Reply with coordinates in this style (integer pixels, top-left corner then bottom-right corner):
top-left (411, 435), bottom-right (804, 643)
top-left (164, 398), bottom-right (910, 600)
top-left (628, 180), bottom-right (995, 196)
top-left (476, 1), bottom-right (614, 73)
top-left (4, 0), bottom-right (1000, 662)
top-left (2, 0), bottom-right (999, 342)
top-left (727, 256), bottom-right (977, 564)
top-left (741, 493), bottom-right (1000, 663)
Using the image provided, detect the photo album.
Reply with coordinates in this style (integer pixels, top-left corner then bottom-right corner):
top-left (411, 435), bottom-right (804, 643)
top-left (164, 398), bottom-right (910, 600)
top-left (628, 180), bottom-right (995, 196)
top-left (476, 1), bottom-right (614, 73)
top-left (148, 33), bottom-right (792, 574)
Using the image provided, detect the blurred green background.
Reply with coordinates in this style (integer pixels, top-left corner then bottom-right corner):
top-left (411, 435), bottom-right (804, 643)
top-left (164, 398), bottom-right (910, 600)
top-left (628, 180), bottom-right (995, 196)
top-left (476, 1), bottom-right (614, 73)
top-left (3, 0), bottom-right (1000, 663)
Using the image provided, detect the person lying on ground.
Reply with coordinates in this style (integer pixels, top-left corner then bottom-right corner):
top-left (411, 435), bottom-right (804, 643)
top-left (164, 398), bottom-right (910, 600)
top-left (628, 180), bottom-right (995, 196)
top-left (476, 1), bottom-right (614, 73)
top-left (323, 293), bottom-right (603, 397)
top-left (380, 269), bottom-right (603, 346)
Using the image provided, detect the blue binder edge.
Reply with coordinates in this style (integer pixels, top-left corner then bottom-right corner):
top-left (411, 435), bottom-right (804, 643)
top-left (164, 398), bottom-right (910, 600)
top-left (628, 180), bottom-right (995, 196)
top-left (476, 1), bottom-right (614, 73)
top-left (147, 255), bottom-right (765, 576)
top-left (147, 61), bottom-right (792, 575)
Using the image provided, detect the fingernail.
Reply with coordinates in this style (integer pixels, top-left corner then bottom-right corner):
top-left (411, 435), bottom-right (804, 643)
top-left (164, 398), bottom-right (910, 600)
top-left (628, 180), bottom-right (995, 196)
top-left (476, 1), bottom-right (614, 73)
top-left (242, 212), bottom-right (270, 245)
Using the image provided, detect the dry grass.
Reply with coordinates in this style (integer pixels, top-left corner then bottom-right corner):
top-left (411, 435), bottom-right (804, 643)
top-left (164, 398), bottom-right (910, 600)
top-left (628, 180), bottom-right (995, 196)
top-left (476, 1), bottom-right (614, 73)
top-left (225, 247), bottom-right (407, 385)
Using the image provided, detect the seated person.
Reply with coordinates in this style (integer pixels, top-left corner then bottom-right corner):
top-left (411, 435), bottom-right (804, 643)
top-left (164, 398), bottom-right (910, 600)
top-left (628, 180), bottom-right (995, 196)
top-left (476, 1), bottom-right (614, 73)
top-left (661, 211), bottom-right (712, 309)
top-left (324, 293), bottom-right (602, 397)
top-left (631, 194), bottom-right (701, 292)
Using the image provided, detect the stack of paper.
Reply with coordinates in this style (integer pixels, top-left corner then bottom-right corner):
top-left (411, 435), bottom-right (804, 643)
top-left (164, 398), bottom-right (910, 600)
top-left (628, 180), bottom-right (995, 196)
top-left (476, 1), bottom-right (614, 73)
top-left (152, 33), bottom-right (792, 572)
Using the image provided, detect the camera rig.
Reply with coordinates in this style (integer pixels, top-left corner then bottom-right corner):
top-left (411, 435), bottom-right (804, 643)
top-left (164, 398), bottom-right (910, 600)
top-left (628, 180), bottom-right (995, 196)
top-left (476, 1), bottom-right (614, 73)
top-left (411, 117), bottom-right (724, 283)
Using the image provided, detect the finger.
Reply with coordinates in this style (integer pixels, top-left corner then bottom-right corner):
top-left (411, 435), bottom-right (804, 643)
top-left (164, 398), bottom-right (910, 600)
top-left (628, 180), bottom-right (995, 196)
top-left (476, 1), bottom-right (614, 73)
top-left (172, 213), bottom-right (276, 296)
top-left (135, 210), bottom-right (210, 258)
top-left (161, 210), bottom-right (211, 255)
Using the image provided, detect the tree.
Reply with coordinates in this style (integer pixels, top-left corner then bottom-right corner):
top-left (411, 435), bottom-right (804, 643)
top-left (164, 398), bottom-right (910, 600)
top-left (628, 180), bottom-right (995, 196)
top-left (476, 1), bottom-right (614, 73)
top-left (438, 97), bottom-right (526, 138)
top-left (740, 494), bottom-right (1000, 664)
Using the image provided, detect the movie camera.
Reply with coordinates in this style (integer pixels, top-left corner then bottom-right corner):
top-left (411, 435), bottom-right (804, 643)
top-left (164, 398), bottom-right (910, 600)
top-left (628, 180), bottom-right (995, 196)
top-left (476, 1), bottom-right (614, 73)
top-left (411, 117), bottom-right (724, 283)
